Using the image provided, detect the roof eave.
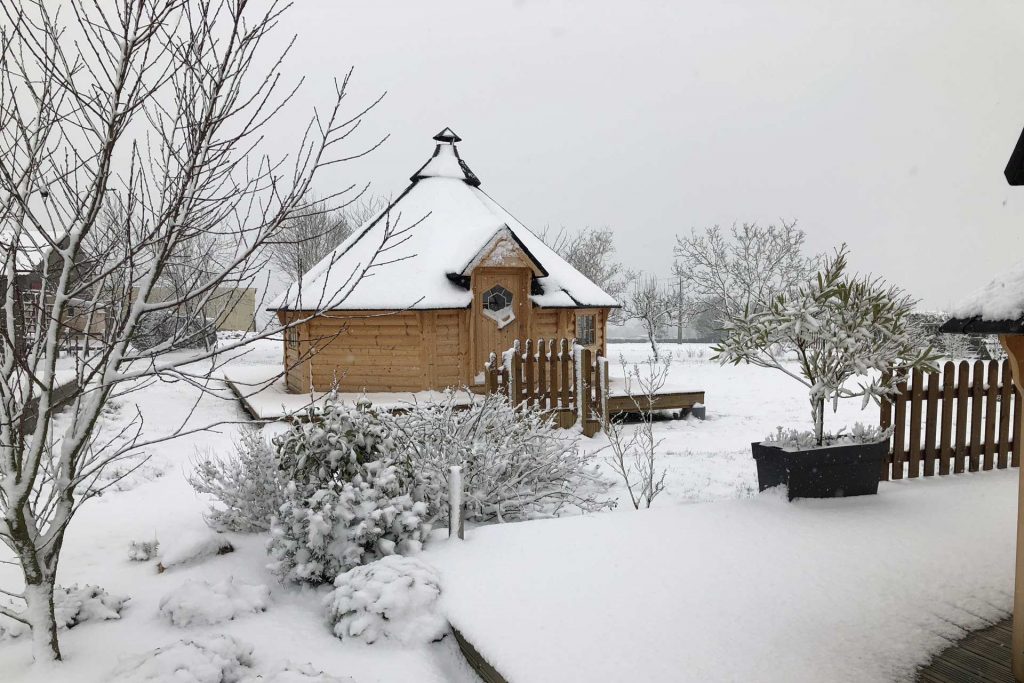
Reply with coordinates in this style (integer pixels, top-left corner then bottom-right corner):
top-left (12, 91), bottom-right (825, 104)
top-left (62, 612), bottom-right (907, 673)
top-left (940, 316), bottom-right (1024, 335)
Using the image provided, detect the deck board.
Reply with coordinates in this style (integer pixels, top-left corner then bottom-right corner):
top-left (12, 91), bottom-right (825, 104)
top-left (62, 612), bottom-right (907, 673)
top-left (917, 617), bottom-right (1015, 683)
top-left (606, 390), bottom-right (705, 415)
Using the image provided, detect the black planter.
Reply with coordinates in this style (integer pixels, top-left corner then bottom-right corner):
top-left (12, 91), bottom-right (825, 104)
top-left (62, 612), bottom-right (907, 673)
top-left (751, 439), bottom-right (889, 500)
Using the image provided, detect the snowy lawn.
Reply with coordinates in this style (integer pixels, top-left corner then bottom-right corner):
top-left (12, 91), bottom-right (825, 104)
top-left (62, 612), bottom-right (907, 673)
top-left (428, 470), bottom-right (1017, 683)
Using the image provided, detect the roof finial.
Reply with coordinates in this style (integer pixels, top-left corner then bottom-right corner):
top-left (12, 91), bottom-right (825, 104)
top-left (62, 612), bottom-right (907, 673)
top-left (433, 127), bottom-right (461, 143)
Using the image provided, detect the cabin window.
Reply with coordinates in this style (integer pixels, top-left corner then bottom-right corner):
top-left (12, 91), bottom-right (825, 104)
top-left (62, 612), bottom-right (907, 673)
top-left (482, 284), bottom-right (516, 329)
top-left (576, 313), bottom-right (596, 345)
top-left (286, 326), bottom-right (299, 349)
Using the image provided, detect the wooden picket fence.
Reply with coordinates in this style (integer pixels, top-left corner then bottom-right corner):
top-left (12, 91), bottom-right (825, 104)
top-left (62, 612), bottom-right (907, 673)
top-left (879, 359), bottom-right (1022, 480)
top-left (484, 338), bottom-right (608, 437)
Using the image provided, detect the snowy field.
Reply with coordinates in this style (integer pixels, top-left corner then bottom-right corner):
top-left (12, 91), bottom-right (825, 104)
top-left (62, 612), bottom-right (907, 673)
top-left (0, 339), bottom-right (1004, 682)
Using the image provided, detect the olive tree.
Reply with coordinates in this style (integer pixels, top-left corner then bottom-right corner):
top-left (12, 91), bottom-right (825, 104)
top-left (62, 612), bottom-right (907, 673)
top-left (713, 246), bottom-right (938, 445)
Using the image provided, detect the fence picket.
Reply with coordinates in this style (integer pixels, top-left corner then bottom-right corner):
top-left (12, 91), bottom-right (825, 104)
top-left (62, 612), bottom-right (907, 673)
top-left (984, 360), bottom-right (999, 470)
top-left (537, 339), bottom-right (548, 410)
top-left (892, 374), bottom-right (908, 480)
top-left (938, 362), bottom-right (954, 475)
top-left (1014, 385), bottom-right (1022, 468)
top-left (923, 370), bottom-right (939, 476)
top-left (969, 360), bottom-right (984, 472)
top-left (907, 368), bottom-right (923, 478)
top-left (954, 362), bottom-right (970, 474)
top-left (880, 370), bottom-right (893, 481)
top-left (524, 339), bottom-right (535, 409)
top-left (999, 359), bottom-right (1012, 469)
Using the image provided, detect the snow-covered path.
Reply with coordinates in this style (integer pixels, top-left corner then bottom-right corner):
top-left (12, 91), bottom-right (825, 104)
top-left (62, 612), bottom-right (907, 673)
top-left (429, 469), bottom-right (1017, 683)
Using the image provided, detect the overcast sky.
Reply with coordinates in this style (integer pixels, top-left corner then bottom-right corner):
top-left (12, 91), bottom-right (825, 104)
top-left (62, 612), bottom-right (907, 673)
top-left (265, 0), bottom-right (1024, 311)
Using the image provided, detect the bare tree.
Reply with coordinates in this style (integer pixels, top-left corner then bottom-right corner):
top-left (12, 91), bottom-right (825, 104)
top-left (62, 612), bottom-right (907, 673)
top-left (271, 193), bottom-right (388, 284)
top-left (603, 353), bottom-right (670, 509)
top-left (673, 221), bottom-right (818, 327)
top-left (540, 226), bottom-right (631, 314)
top-left (622, 274), bottom-right (675, 356)
top-left (0, 0), bottom-right (395, 662)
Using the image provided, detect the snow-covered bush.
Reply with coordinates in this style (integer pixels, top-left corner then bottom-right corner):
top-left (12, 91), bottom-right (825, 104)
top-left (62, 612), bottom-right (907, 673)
top-left (129, 538), bottom-right (160, 561)
top-left (713, 245), bottom-right (938, 445)
top-left (110, 634), bottom-right (256, 683)
top-left (54, 584), bottom-right (129, 629)
top-left (0, 584), bottom-right (128, 640)
top-left (764, 423), bottom-right (888, 450)
top-left (393, 391), bottom-right (612, 523)
top-left (190, 429), bottom-right (284, 532)
top-left (324, 555), bottom-right (447, 645)
top-left (159, 578), bottom-right (270, 627)
top-left (267, 400), bottom-right (431, 584)
top-left (157, 531), bottom-right (235, 572)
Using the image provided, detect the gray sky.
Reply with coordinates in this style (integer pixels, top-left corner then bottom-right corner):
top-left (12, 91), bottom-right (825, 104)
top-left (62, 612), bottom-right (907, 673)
top-left (268, 0), bottom-right (1024, 311)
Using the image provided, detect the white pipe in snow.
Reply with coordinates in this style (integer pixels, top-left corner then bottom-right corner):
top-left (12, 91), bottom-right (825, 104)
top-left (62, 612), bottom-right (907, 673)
top-left (449, 465), bottom-right (464, 540)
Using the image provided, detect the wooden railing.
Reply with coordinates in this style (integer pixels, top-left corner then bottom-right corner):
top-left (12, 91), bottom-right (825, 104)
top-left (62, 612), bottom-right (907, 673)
top-left (484, 338), bottom-right (608, 437)
top-left (880, 360), bottom-right (1021, 480)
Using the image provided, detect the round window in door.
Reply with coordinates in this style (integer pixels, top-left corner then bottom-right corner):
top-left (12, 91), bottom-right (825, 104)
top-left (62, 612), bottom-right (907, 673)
top-left (482, 284), bottom-right (516, 329)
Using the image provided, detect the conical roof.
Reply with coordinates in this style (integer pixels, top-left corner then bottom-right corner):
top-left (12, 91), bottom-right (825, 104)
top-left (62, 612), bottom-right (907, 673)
top-left (270, 129), bottom-right (619, 312)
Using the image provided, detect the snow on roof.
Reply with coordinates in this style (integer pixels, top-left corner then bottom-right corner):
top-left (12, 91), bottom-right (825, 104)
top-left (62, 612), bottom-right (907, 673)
top-left (950, 259), bottom-right (1024, 322)
top-left (271, 129), bottom-right (619, 312)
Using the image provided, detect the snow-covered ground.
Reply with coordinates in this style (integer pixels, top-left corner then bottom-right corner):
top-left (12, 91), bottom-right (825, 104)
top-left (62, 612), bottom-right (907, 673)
top-left (0, 339), bottom-right (1000, 682)
top-left (429, 470), bottom-right (1016, 683)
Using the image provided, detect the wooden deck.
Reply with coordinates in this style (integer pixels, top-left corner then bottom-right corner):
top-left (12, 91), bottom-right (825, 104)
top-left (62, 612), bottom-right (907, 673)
top-left (606, 390), bottom-right (705, 416)
top-left (918, 617), bottom-right (1015, 683)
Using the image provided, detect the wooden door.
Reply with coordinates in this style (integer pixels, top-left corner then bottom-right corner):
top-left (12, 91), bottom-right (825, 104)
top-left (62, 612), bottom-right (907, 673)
top-left (472, 268), bottom-right (528, 379)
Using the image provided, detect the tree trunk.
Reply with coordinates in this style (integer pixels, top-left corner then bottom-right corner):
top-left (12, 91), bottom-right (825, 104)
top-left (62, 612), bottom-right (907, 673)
top-left (647, 328), bottom-right (658, 358)
top-left (23, 578), bottom-right (61, 662)
top-left (812, 396), bottom-right (825, 446)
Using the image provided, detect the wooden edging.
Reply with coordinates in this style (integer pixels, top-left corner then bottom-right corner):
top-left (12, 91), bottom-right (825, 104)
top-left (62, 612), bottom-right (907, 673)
top-left (452, 627), bottom-right (512, 683)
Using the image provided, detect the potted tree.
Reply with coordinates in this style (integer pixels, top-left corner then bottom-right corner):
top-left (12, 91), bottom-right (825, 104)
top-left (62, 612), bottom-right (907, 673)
top-left (713, 246), bottom-right (938, 499)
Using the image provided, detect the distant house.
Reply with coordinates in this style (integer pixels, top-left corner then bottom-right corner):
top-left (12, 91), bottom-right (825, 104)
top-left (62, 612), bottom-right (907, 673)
top-left (270, 128), bottom-right (619, 393)
top-left (1, 231), bottom-right (103, 352)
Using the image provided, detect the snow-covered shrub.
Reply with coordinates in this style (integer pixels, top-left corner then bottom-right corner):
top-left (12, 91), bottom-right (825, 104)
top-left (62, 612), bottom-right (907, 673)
top-left (1, 584), bottom-right (128, 640)
top-left (393, 391), bottom-right (612, 523)
top-left (240, 661), bottom-right (354, 683)
top-left (159, 578), bottom-right (270, 627)
top-left (764, 423), bottom-right (889, 451)
top-left (110, 634), bottom-right (255, 683)
top-left (267, 400), bottom-right (431, 584)
top-left (53, 584), bottom-right (129, 629)
top-left (190, 429), bottom-right (284, 532)
top-left (158, 531), bottom-right (235, 572)
top-left (714, 245), bottom-right (939, 445)
top-left (132, 309), bottom-right (217, 351)
top-left (324, 555), bottom-right (447, 645)
top-left (129, 539), bottom-right (160, 561)
top-left (605, 354), bottom-right (670, 509)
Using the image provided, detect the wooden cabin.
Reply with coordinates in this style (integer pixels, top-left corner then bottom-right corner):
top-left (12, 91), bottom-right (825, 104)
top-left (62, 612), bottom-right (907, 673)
top-left (271, 128), bottom-right (619, 393)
